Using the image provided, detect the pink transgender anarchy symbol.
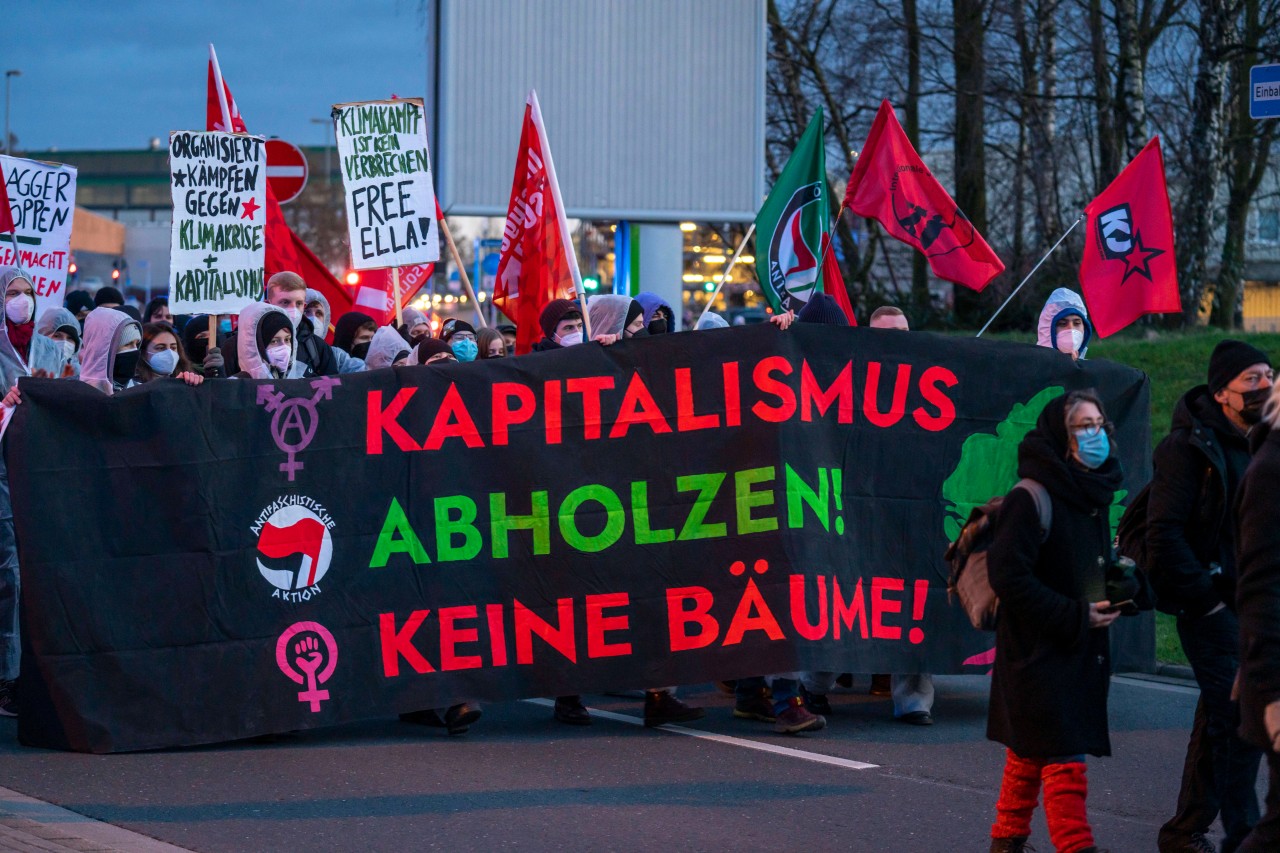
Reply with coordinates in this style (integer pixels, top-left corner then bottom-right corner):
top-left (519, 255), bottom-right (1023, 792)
top-left (257, 377), bottom-right (340, 480)
top-left (275, 621), bottom-right (338, 712)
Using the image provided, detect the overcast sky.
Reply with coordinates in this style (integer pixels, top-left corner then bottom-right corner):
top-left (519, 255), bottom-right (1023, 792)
top-left (4, 0), bottom-right (429, 152)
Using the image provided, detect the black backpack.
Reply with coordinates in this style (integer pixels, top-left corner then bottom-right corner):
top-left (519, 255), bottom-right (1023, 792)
top-left (1113, 484), bottom-right (1159, 612)
top-left (944, 479), bottom-right (1051, 631)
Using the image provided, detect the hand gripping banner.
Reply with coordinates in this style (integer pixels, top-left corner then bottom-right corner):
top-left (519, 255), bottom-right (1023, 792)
top-left (9, 325), bottom-right (1149, 752)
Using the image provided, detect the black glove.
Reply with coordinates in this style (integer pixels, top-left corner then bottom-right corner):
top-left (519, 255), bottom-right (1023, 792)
top-left (204, 346), bottom-right (226, 379)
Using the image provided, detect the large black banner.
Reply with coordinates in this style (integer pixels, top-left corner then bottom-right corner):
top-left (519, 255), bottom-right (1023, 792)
top-left (10, 325), bottom-right (1150, 752)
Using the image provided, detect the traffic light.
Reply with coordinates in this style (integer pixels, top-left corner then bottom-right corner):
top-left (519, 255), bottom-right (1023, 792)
top-left (111, 260), bottom-right (120, 282)
top-left (582, 275), bottom-right (599, 292)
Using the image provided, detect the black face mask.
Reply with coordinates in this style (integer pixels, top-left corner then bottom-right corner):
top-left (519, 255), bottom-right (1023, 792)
top-left (113, 349), bottom-right (140, 384)
top-left (410, 333), bottom-right (427, 347)
top-left (1239, 386), bottom-right (1271, 425)
top-left (624, 327), bottom-right (649, 339)
top-left (187, 337), bottom-right (208, 363)
top-left (647, 317), bottom-right (668, 335)
top-left (351, 341), bottom-right (371, 360)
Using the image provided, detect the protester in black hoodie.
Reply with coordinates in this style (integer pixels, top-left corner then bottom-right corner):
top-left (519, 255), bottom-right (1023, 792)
top-left (986, 391), bottom-right (1124, 853)
top-left (1152, 340), bottom-right (1271, 853)
top-left (1235, 381), bottom-right (1280, 851)
top-left (332, 311), bottom-right (377, 360)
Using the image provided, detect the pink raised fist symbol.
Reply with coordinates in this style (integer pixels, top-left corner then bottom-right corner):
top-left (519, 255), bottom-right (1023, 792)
top-left (275, 622), bottom-right (338, 712)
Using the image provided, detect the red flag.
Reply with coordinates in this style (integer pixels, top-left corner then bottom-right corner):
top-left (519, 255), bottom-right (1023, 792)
top-left (493, 91), bottom-right (581, 355)
top-left (1078, 137), bottom-right (1181, 337)
top-left (349, 262), bottom-right (435, 326)
top-left (844, 100), bottom-right (1004, 292)
top-left (205, 45), bottom-right (354, 321)
top-left (0, 166), bottom-right (13, 235)
top-left (820, 234), bottom-right (856, 325)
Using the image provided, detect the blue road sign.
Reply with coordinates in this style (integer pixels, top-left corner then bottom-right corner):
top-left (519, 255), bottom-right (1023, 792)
top-left (1250, 64), bottom-right (1280, 119)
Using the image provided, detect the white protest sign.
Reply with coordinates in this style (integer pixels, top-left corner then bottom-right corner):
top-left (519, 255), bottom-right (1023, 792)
top-left (333, 98), bottom-right (440, 270)
top-left (0, 154), bottom-right (77, 317)
top-left (168, 131), bottom-right (267, 314)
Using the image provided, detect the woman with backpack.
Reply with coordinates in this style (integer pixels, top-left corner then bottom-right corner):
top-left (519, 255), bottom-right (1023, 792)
top-left (986, 390), bottom-right (1124, 853)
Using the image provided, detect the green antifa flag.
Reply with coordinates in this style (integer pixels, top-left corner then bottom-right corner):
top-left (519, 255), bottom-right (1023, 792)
top-left (755, 109), bottom-right (830, 313)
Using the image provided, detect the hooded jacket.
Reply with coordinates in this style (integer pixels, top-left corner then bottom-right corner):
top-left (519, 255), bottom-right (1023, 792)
top-left (636, 291), bottom-right (675, 329)
top-left (305, 288), bottom-right (332, 337)
top-left (587, 295), bottom-right (634, 337)
top-left (235, 303), bottom-right (307, 380)
top-left (986, 395), bottom-right (1124, 758)
top-left (0, 269), bottom-right (63, 385)
top-left (1037, 287), bottom-right (1093, 357)
top-left (79, 306), bottom-right (142, 395)
top-left (303, 288), bottom-right (366, 374)
top-left (36, 306), bottom-right (81, 377)
top-left (1235, 423), bottom-right (1280, 749)
top-left (365, 326), bottom-right (410, 370)
top-left (1147, 385), bottom-right (1252, 617)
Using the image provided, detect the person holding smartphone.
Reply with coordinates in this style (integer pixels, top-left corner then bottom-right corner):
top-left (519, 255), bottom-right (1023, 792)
top-left (984, 391), bottom-right (1124, 853)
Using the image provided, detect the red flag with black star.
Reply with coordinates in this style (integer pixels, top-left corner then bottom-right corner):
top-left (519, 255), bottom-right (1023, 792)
top-left (1078, 137), bottom-right (1181, 337)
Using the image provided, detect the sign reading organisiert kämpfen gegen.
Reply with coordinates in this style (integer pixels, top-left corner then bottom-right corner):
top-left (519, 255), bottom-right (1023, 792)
top-left (332, 98), bottom-right (440, 270)
top-left (168, 130), bottom-right (267, 314)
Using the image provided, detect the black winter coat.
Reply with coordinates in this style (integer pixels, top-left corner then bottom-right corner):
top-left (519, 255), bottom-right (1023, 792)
top-left (1235, 424), bottom-right (1280, 751)
top-left (1147, 386), bottom-right (1251, 617)
top-left (986, 397), bottom-right (1123, 758)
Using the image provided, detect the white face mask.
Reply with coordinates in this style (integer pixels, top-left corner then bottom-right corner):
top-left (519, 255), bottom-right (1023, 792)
top-left (283, 307), bottom-right (303, 330)
top-left (307, 312), bottom-right (325, 332)
top-left (266, 342), bottom-right (292, 372)
top-left (58, 339), bottom-right (76, 362)
top-left (558, 331), bottom-right (584, 347)
top-left (5, 294), bottom-right (33, 325)
top-left (1056, 328), bottom-right (1084, 355)
top-left (147, 349), bottom-right (179, 376)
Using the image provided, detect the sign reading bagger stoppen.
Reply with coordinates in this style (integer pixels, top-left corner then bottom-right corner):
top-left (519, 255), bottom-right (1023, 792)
top-left (333, 98), bottom-right (440, 270)
top-left (168, 130), bottom-right (267, 314)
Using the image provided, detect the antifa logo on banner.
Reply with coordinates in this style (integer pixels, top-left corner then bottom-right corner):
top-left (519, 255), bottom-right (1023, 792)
top-left (252, 497), bottom-right (337, 602)
top-left (276, 621), bottom-right (338, 712)
top-left (257, 377), bottom-right (341, 480)
top-left (1095, 203), bottom-right (1165, 283)
top-left (891, 173), bottom-right (979, 259)
top-left (767, 181), bottom-right (823, 311)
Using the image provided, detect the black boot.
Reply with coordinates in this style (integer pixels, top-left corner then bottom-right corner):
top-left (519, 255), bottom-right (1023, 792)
top-left (443, 703), bottom-right (481, 735)
top-left (643, 690), bottom-right (704, 727)
top-left (553, 695), bottom-right (591, 726)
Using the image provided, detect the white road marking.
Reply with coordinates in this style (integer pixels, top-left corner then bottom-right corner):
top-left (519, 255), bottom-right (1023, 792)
top-left (523, 698), bottom-right (879, 770)
top-left (1112, 675), bottom-right (1200, 696)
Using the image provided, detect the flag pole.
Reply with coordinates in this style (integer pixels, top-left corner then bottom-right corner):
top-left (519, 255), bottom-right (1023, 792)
top-left (695, 223), bottom-right (754, 328)
top-left (437, 215), bottom-right (486, 328)
top-left (392, 266), bottom-right (403, 328)
top-left (209, 44), bottom-right (233, 346)
top-left (976, 213), bottom-right (1084, 338)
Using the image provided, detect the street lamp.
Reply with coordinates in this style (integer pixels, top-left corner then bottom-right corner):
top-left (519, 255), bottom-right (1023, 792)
top-left (3, 70), bottom-right (20, 156)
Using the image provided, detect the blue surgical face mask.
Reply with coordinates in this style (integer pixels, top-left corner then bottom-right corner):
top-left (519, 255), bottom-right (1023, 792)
top-left (1074, 428), bottom-right (1110, 469)
top-left (219, 319), bottom-right (232, 335)
top-left (451, 338), bottom-right (478, 363)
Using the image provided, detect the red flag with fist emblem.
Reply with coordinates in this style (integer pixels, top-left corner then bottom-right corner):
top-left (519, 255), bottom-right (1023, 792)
top-left (1078, 137), bottom-right (1181, 337)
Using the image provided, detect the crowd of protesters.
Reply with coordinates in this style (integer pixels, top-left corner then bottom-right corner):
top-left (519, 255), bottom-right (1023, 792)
top-left (2, 264), bottom-right (1280, 851)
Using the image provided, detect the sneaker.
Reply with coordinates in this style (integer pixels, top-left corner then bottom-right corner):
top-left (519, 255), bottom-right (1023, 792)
top-left (773, 696), bottom-right (825, 734)
top-left (0, 679), bottom-right (17, 718)
top-left (989, 837), bottom-right (1036, 853)
top-left (799, 685), bottom-right (832, 716)
top-left (897, 710), bottom-right (933, 726)
top-left (733, 688), bottom-right (776, 722)
top-left (553, 695), bottom-right (592, 726)
top-left (443, 703), bottom-right (482, 735)
top-left (643, 690), bottom-right (705, 727)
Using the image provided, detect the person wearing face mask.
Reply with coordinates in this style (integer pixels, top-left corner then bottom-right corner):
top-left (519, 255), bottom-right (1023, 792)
top-left (181, 314), bottom-right (227, 379)
top-left (37, 306), bottom-right (82, 378)
top-left (0, 270), bottom-right (73, 718)
top-left (532, 299), bottom-right (585, 352)
top-left (985, 391), bottom-right (1124, 853)
top-left (135, 323), bottom-right (203, 386)
top-left (304, 289), bottom-right (332, 341)
top-left (438, 318), bottom-right (480, 363)
top-left (414, 337), bottom-right (458, 365)
top-left (1036, 288), bottom-right (1093, 361)
top-left (72, 307), bottom-right (143, 395)
top-left (496, 323), bottom-right (517, 353)
top-left (1151, 339), bottom-right (1272, 853)
top-left (332, 311), bottom-right (377, 361)
top-left (399, 307), bottom-right (432, 348)
top-left (232, 303), bottom-right (308, 380)
top-left (262, 272), bottom-right (338, 376)
top-left (636, 291), bottom-right (675, 334)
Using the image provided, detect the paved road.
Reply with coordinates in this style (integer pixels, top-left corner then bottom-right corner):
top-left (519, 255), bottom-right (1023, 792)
top-left (0, 674), bottom-right (1257, 852)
